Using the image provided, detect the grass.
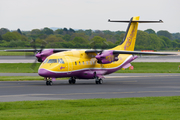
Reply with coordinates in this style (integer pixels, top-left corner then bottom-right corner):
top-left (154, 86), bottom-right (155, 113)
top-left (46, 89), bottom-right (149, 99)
top-left (0, 76), bottom-right (44, 81)
top-left (0, 62), bottom-right (179, 73)
top-left (0, 63), bottom-right (40, 73)
top-left (0, 51), bottom-right (34, 56)
top-left (0, 96), bottom-right (180, 119)
top-left (117, 62), bottom-right (180, 73)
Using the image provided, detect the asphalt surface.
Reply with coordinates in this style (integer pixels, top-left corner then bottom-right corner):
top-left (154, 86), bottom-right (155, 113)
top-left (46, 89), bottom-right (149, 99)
top-left (0, 73), bottom-right (180, 102)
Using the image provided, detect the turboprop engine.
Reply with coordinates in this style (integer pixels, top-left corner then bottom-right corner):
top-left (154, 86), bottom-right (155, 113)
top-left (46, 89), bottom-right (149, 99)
top-left (95, 50), bottom-right (119, 64)
top-left (35, 49), bottom-right (54, 62)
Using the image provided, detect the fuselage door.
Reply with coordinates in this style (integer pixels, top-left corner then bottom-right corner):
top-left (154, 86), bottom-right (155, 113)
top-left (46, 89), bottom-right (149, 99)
top-left (65, 56), bottom-right (73, 74)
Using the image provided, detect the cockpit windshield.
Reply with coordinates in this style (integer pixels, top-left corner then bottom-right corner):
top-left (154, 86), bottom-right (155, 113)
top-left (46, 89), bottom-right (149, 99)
top-left (47, 59), bottom-right (57, 63)
top-left (43, 59), bottom-right (48, 63)
top-left (58, 58), bottom-right (65, 64)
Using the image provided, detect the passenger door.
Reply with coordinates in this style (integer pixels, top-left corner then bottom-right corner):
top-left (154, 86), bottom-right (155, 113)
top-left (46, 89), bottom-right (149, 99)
top-left (65, 56), bottom-right (73, 74)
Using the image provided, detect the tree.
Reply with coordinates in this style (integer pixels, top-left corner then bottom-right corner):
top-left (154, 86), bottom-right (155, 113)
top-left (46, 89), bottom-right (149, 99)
top-left (63, 28), bottom-right (68, 34)
top-left (0, 28), bottom-right (10, 35)
top-left (84, 29), bottom-right (92, 36)
top-left (2, 31), bottom-right (22, 42)
top-left (41, 27), bottom-right (53, 35)
top-left (136, 30), bottom-right (149, 49)
top-left (0, 35), bottom-right (3, 41)
top-left (45, 35), bottom-right (63, 44)
top-left (31, 29), bottom-right (41, 35)
top-left (160, 36), bottom-right (172, 48)
top-left (90, 36), bottom-right (107, 49)
top-left (63, 34), bottom-right (71, 41)
top-left (72, 37), bottom-right (88, 44)
top-left (144, 29), bottom-right (156, 34)
top-left (54, 29), bottom-right (63, 35)
top-left (148, 34), bottom-right (163, 50)
top-left (157, 30), bottom-right (172, 40)
top-left (17, 28), bottom-right (22, 35)
top-left (69, 28), bottom-right (75, 34)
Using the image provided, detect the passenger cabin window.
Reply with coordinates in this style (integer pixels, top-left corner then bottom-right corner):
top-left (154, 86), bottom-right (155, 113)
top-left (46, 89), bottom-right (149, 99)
top-left (75, 62), bottom-right (77, 65)
top-left (86, 61), bottom-right (88, 65)
top-left (79, 61), bottom-right (81, 65)
top-left (47, 59), bottom-right (57, 63)
top-left (83, 61), bottom-right (84, 65)
top-left (58, 58), bottom-right (64, 64)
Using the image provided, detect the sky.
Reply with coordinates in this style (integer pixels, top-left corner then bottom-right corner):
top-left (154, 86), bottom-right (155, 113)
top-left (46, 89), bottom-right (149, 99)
top-left (0, 0), bottom-right (179, 33)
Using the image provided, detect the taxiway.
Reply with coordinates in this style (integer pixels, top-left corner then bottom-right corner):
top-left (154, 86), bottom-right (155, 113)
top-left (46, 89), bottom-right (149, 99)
top-left (0, 73), bottom-right (180, 102)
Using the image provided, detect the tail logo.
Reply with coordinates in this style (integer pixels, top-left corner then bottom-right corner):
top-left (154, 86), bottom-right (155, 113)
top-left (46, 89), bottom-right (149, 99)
top-left (124, 26), bottom-right (136, 50)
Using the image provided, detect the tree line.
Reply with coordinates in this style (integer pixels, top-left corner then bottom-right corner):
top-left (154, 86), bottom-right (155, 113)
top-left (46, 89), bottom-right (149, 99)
top-left (0, 27), bottom-right (180, 50)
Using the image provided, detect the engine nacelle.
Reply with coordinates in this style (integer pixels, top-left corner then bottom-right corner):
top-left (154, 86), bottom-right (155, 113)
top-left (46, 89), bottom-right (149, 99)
top-left (35, 49), bottom-right (54, 62)
top-left (95, 50), bottom-right (118, 64)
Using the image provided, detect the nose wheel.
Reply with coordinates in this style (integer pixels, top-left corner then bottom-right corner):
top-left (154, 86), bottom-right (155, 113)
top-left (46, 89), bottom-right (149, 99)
top-left (45, 77), bottom-right (52, 86)
top-left (69, 77), bottom-right (76, 84)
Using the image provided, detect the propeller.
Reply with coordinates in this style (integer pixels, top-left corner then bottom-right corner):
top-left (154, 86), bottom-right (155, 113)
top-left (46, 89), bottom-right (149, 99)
top-left (89, 40), bottom-right (109, 66)
top-left (29, 39), bottom-right (47, 70)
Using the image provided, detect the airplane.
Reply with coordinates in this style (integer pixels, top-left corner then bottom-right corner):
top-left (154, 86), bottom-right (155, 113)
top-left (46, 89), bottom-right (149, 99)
top-left (5, 16), bottom-right (175, 86)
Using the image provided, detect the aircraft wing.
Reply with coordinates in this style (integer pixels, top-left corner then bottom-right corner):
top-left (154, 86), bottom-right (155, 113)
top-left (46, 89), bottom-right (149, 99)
top-left (85, 50), bottom-right (177, 55)
top-left (4, 49), bottom-right (70, 53)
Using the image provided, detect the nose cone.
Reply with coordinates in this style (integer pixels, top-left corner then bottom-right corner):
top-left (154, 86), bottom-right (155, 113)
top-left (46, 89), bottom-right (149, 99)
top-left (95, 54), bottom-right (101, 59)
top-left (38, 69), bottom-right (52, 77)
top-left (35, 53), bottom-right (41, 58)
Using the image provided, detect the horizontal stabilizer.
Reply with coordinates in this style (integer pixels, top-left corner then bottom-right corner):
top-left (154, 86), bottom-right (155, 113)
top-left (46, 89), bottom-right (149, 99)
top-left (108, 19), bottom-right (163, 23)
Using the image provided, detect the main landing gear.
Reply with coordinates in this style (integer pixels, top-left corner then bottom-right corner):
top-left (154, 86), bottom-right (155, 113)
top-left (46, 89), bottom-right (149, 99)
top-left (69, 77), bottom-right (76, 84)
top-left (45, 77), bottom-right (52, 86)
top-left (95, 77), bottom-right (103, 84)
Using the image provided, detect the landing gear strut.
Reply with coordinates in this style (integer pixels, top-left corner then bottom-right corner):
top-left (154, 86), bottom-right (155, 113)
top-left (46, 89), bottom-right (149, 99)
top-left (69, 77), bottom-right (76, 84)
top-left (95, 77), bottom-right (103, 84)
top-left (45, 77), bottom-right (52, 86)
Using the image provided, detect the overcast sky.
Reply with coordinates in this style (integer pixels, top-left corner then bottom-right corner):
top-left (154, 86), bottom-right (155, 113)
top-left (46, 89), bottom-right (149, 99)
top-left (0, 0), bottom-right (179, 33)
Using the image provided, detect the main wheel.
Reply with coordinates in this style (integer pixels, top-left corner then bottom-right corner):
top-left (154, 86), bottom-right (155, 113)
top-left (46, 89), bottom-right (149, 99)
top-left (69, 77), bottom-right (73, 84)
top-left (46, 81), bottom-right (49, 85)
top-left (96, 81), bottom-right (99, 84)
top-left (49, 81), bottom-right (52, 86)
top-left (99, 79), bottom-right (103, 84)
top-left (72, 79), bottom-right (76, 84)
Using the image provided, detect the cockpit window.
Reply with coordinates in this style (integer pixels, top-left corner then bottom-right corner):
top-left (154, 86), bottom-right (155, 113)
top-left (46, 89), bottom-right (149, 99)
top-left (58, 58), bottom-right (65, 64)
top-left (43, 59), bottom-right (48, 63)
top-left (47, 59), bottom-right (57, 63)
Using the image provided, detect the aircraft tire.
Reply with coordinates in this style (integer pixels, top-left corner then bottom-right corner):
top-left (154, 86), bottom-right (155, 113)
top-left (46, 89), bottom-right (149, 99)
top-left (99, 79), bottom-right (103, 84)
top-left (72, 79), bottom-right (76, 84)
top-left (49, 81), bottom-right (52, 86)
top-left (46, 81), bottom-right (49, 85)
top-left (96, 81), bottom-right (99, 84)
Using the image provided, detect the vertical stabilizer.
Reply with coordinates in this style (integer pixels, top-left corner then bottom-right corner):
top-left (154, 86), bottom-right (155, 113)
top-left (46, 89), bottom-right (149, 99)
top-left (111, 16), bottom-right (139, 51)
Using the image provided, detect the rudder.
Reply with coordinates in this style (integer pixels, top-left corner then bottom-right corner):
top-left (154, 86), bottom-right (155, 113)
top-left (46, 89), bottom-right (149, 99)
top-left (111, 16), bottom-right (139, 51)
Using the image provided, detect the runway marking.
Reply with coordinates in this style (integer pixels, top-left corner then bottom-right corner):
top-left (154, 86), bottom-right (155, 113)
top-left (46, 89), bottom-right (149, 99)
top-left (1, 91), bottom-right (180, 98)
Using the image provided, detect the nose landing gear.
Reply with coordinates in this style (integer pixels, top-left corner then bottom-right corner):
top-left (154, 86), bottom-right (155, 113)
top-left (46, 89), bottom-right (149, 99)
top-left (45, 77), bottom-right (52, 86)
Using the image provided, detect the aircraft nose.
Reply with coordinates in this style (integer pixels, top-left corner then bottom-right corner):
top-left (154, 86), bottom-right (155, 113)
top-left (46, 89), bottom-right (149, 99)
top-left (38, 69), bottom-right (51, 77)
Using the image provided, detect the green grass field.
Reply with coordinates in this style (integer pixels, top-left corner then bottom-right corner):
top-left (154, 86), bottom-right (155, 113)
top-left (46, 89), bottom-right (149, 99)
top-left (0, 76), bottom-right (44, 81)
top-left (0, 96), bottom-right (180, 119)
top-left (0, 62), bottom-right (179, 73)
top-left (0, 51), bottom-right (34, 56)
